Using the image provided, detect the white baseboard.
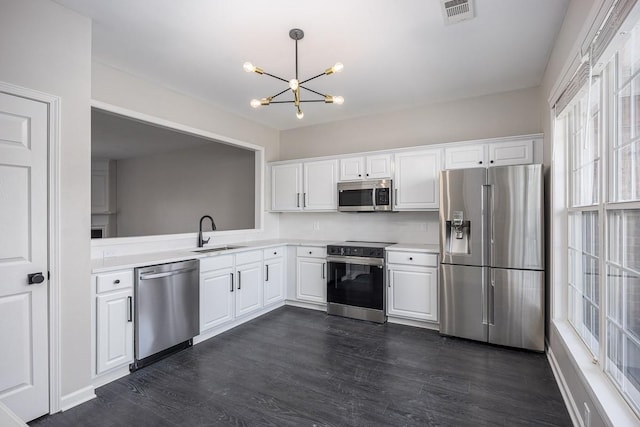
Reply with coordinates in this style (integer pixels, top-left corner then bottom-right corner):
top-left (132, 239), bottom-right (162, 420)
top-left (547, 347), bottom-right (582, 427)
top-left (387, 316), bottom-right (439, 330)
top-left (92, 365), bottom-right (131, 389)
top-left (60, 385), bottom-right (96, 412)
top-left (284, 299), bottom-right (326, 311)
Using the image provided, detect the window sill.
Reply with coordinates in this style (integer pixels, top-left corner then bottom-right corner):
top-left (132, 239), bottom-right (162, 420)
top-left (551, 319), bottom-right (639, 426)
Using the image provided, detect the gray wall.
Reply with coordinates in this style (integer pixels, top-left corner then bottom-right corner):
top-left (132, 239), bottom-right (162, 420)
top-left (116, 143), bottom-right (255, 237)
top-left (279, 86), bottom-right (542, 160)
top-left (0, 0), bottom-right (92, 397)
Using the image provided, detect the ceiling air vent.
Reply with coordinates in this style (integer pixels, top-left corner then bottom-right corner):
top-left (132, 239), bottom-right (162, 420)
top-left (441, 0), bottom-right (475, 25)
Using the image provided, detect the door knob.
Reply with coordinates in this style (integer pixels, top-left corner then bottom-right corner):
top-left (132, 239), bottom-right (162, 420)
top-left (28, 272), bottom-right (45, 285)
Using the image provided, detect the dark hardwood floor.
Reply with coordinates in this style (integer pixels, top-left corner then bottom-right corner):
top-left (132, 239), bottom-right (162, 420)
top-left (31, 306), bottom-right (571, 426)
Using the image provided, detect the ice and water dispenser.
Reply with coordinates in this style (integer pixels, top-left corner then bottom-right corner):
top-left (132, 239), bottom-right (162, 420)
top-left (444, 211), bottom-right (471, 255)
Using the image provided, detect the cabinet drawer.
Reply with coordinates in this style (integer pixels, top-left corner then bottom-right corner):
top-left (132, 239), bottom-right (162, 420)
top-left (296, 246), bottom-right (327, 258)
top-left (200, 255), bottom-right (233, 272)
top-left (263, 246), bottom-right (284, 260)
top-left (235, 250), bottom-right (262, 265)
top-left (96, 270), bottom-right (133, 293)
top-left (387, 251), bottom-right (438, 267)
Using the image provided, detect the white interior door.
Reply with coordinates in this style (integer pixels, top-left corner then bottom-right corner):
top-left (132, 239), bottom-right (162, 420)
top-left (0, 92), bottom-right (49, 421)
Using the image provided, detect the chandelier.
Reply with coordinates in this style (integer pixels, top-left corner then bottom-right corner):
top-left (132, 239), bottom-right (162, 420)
top-left (243, 28), bottom-right (344, 120)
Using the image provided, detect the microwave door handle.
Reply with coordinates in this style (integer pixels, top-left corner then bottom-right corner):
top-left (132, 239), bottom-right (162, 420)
top-left (372, 188), bottom-right (376, 210)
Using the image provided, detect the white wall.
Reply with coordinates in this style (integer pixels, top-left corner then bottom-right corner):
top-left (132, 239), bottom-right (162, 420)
top-left (280, 86), bottom-right (542, 160)
top-left (279, 211), bottom-right (439, 244)
top-left (0, 0), bottom-right (92, 398)
top-left (116, 143), bottom-right (255, 237)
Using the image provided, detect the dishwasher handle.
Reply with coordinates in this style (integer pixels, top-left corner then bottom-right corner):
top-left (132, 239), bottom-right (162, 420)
top-left (138, 267), bottom-right (198, 280)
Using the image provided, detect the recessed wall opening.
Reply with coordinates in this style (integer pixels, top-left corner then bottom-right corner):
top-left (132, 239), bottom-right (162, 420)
top-left (90, 106), bottom-right (263, 240)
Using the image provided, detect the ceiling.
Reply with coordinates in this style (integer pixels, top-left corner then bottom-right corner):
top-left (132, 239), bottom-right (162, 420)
top-left (54, 0), bottom-right (569, 131)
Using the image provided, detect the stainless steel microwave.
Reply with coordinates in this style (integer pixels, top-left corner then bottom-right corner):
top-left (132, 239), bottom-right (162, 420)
top-left (337, 179), bottom-right (393, 212)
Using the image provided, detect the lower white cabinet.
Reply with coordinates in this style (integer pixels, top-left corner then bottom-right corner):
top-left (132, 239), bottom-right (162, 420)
top-left (200, 263), bottom-right (234, 331)
top-left (296, 246), bottom-right (327, 304)
top-left (235, 261), bottom-right (263, 317)
top-left (94, 270), bottom-right (134, 375)
top-left (386, 251), bottom-right (438, 322)
top-left (264, 247), bottom-right (285, 306)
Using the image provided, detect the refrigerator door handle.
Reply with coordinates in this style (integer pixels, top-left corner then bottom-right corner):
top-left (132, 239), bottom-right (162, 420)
top-left (489, 270), bottom-right (495, 326)
top-left (481, 273), bottom-right (488, 325)
top-left (488, 183), bottom-right (495, 265)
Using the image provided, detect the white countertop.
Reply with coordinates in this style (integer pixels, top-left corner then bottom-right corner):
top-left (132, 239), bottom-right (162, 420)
top-left (386, 243), bottom-right (440, 253)
top-left (91, 239), bottom-right (335, 273)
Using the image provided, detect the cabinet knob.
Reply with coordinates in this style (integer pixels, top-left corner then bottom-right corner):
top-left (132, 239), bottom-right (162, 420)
top-left (409, 257), bottom-right (413, 261)
top-left (114, 279), bottom-right (120, 284)
top-left (366, 173), bottom-right (369, 176)
top-left (490, 160), bottom-right (494, 164)
top-left (358, 174), bottom-right (361, 177)
top-left (273, 251), bottom-right (277, 255)
top-left (309, 251), bottom-right (312, 254)
top-left (479, 161), bottom-right (483, 164)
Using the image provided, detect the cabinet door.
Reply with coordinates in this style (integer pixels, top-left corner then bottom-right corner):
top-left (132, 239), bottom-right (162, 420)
top-left (96, 289), bottom-right (133, 374)
top-left (200, 267), bottom-right (234, 332)
top-left (366, 154), bottom-right (392, 178)
top-left (304, 159), bottom-right (338, 210)
top-left (387, 266), bottom-right (438, 322)
top-left (488, 139), bottom-right (533, 166)
top-left (264, 258), bottom-right (285, 306)
top-left (272, 163), bottom-right (303, 211)
top-left (394, 149), bottom-right (441, 210)
top-left (339, 157), bottom-right (365, 181)
top-left (296, 258), bottom-right (326, 303)
top-left (235, 261), bottom-right (263, 317)
top-left (444, 144), bottom-right (487, 169)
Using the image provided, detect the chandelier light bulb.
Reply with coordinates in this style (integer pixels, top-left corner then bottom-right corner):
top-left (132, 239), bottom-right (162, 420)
top-left (333, 96), bottom-right (344, 105)
top-left (296, 109), bottom-right (304, 119)
top-left (243, 62), bottom-right (256, 73)
top-left (332, 62), bottom-right (344, 73)
top-left (289, 79), bottom-right (299, 90)
top-left (250, 99), bottom-right (261, 108)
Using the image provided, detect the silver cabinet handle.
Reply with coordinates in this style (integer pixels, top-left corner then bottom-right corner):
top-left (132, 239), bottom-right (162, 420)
top-left (230, 272), bottom-right (234, 292)
top-left (238, 270), bottom-right (241, 290)
top-left (296, 192), bottom-right (300, 208)
top-left (265, 264), bottom-right (269, 282)
top-left (303, 193), bottom-right (307, 208)
top-left (394, 188), bottom-right (398, 206)
top-left (127, 296), bottom-right (133, 322)
top-left (322, 263), bottom-right (325, 279)
top-left (388, 269), bottom-right (392, 288)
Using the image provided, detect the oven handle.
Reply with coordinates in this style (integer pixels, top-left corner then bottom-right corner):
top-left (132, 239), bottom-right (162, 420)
top-left (326, 256), bottom-right (385, 267)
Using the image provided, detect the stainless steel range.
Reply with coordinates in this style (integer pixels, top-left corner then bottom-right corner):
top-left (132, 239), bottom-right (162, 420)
top-left (326, 241), bottom-right (396, 323)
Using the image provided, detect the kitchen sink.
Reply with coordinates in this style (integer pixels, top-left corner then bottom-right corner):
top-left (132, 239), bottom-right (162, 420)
top-left (192, 245), bottom-right (246, 253)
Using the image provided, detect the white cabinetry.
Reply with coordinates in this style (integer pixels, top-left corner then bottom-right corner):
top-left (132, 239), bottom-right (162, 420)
top-left (263, 247), bottom-right (285, 306)
top-left (91, 159), bottom-right (117, 214)
top-left (271, 160), bottom-right (338, 211)
top-left (94, 269), bottom-right (133, 375)
top-left (235, 259), bottom-right (263, 317)
top-left (393, 149), bottom-right (441, 210)
top-left (200, 255), bottom-right (235, 331)
top-left (444, 138), bottom-right (535, 169)
top-left (296, 246), bottom-right (327, 304)
top-left (386, 251), bottom-right (438, 322)
top-left (339, 154), bottom-right (391, 181)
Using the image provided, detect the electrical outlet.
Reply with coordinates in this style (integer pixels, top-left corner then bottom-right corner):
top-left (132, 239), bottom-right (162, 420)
top-left (583, 402), bottom-right (591, 427)
top-left (313, 221), bottom-right (320, 231)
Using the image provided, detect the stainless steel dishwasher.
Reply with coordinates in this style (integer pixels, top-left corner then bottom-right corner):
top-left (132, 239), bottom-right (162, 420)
top-left (131, 259), bottom-right (199, 371)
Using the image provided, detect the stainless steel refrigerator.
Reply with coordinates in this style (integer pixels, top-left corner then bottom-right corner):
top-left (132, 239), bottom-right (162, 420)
top-left (439, 164), bottom-right (544, 351)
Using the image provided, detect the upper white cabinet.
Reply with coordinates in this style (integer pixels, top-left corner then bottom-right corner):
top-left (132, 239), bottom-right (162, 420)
top-left (91, 159), bottom-right (117, 214)
top-left (271, 160), bottom-right (338, 211)
top-left (444, 138), bottom-right (535, 170)
top-left (393, 149), bottom-right (441, 210)
top-left (339, 154), bottom-right (392, 181)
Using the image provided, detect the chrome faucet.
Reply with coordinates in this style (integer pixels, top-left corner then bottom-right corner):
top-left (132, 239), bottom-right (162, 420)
top-left (198, 215), bottom-right (216, 247)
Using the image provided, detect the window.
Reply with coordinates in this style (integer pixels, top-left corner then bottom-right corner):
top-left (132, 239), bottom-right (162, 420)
top-left (556, 16), bottom-right (640, 416)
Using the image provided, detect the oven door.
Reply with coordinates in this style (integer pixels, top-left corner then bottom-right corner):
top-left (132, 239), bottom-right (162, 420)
top-left (326, 256), bottom-right (385, 310)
